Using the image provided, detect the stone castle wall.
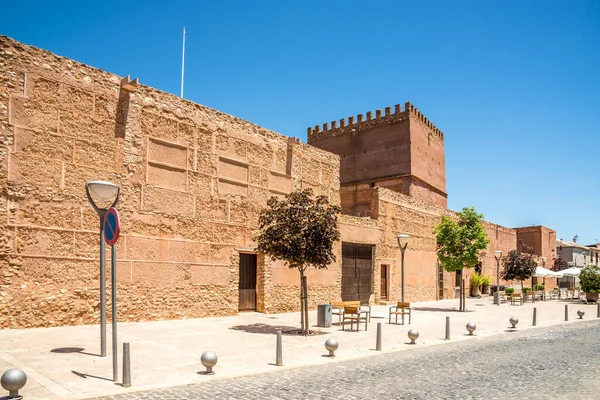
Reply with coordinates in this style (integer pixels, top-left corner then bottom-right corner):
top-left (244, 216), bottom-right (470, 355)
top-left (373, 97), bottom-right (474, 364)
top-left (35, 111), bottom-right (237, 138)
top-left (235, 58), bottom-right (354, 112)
top-left (0, 36), bottom-right (340, 328)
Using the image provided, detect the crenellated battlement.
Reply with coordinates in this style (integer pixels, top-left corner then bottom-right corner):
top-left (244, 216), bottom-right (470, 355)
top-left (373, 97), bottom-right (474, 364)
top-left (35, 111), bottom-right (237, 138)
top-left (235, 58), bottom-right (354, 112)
top-left (307, 102), bottom-right (444, 141)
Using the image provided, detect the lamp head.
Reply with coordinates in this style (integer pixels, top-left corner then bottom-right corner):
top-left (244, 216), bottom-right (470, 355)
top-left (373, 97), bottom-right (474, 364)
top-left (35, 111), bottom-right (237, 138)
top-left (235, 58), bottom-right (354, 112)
top-left (85, 180), bottom-right (120, 210)
top-left (396, 234), bottom-right (410, 248)
top-left (493, 250), bottom-right (503, 260)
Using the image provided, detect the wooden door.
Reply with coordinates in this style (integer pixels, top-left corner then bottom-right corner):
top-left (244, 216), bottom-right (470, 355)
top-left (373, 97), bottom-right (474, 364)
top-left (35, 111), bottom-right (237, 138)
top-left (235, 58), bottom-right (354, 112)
top-left (239, 254), bottom-right (257, 311)
top-left (381, 265), bottom-right (388, 300)
top-left (342, 243), bottom-right (373, 303)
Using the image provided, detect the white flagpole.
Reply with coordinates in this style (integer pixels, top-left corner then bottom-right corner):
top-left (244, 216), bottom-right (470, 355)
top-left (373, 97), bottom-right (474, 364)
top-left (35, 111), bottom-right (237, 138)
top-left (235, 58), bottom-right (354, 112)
top-left (181, 26), bottom-right (186, 98)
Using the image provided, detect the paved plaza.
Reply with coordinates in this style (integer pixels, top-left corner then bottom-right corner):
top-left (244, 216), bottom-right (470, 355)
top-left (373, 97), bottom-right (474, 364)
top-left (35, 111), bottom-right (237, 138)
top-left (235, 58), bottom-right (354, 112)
top-left (0, 297), bottom-right (598, 399)
top-left (93, 320), bottom-right (600, 400)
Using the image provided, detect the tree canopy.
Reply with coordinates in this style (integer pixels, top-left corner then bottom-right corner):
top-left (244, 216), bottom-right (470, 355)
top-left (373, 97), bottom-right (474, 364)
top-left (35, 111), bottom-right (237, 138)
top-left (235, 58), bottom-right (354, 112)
top-left (435, 207), bottom-right (490, 273)
top-left (501, 249), bottom-right (536, 288)
top-left (552, 256), bottom-right (570, 272)
top-left (256, 189), bottom-right (341, 272)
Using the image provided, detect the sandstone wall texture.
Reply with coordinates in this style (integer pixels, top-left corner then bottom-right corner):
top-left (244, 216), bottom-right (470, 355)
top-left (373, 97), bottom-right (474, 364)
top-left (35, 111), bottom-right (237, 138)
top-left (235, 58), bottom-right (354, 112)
top-left (0, 36), bottom-right (341, 328)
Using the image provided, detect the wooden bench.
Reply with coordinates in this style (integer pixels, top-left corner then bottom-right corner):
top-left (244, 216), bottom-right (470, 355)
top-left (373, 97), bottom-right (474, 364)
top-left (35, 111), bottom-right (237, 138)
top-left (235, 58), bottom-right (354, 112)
top-left (389, 302), bottom-right (411, 325)
top-left (331, 301), bottom-right (370, 326)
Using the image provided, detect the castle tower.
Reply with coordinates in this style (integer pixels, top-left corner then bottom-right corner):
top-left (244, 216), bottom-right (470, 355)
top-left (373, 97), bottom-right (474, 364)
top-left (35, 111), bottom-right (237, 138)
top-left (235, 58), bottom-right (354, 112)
top-left (307, 102), bottom-right (447, 214)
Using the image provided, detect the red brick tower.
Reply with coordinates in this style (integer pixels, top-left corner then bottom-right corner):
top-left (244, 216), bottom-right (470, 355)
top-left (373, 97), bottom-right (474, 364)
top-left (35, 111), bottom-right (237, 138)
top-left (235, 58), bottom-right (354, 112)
top-left (307, 102), bottom-right (447, 214)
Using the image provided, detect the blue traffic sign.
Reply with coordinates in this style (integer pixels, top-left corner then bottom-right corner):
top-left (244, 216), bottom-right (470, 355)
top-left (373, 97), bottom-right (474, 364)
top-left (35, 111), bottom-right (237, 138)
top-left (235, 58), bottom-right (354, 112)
top-left (103, 207), bottom-right (121, 246)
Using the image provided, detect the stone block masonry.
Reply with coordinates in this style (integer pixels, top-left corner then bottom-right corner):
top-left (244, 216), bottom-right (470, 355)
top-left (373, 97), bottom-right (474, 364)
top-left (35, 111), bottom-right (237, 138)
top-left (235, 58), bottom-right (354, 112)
top-left (0, 36), bottom-right (340, 328)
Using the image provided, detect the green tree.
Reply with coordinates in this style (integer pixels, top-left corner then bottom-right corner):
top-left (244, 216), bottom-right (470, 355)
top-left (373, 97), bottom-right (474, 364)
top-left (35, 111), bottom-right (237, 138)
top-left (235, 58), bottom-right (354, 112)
top-left (579, 265), bottom-right (600, 294)
top-left (501, 250), bottom-right (537, 292)
top-left (435, 207), bottom-right (489, 311)
top-left (256, 189), bottom-right (341, 335)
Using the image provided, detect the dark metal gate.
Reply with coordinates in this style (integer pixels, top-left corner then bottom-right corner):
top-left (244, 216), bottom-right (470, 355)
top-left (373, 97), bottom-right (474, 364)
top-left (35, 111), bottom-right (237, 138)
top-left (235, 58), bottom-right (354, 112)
top-left (239, 254), bottom-right (257, 311)
top-left (342, 243), bottom-right (373, 303)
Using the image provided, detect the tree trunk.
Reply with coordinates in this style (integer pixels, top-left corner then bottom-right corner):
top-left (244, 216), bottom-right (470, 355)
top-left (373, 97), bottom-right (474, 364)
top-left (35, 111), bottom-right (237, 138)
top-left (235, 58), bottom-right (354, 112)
top-left (299, 273), bottom-right (304, 330)
top-left (302, 275), bottom-right (309, 336)
top-left (458, 270), bottom-right (462, 311)
top-left (299, 270), bottom-right (305, 334)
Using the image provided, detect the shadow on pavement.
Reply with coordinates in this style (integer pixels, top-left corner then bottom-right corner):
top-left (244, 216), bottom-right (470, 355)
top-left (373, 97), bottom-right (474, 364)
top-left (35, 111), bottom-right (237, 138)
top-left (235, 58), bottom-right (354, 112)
top-left (230, 323), bottom-right (327, 336)
top-left (51, 347), bottom-right (100, 357)
top-left (72, 370), bottom-right (113, 382)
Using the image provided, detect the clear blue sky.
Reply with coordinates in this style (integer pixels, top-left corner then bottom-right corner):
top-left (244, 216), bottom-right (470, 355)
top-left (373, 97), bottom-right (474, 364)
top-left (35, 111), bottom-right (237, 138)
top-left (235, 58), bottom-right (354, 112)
top-left (3, 1), bottom-right (599, 245)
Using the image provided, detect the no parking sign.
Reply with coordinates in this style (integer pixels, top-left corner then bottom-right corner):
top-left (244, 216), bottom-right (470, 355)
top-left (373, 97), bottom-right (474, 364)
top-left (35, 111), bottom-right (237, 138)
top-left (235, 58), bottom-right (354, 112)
top-left (103, 207), bottom-right (121, 246)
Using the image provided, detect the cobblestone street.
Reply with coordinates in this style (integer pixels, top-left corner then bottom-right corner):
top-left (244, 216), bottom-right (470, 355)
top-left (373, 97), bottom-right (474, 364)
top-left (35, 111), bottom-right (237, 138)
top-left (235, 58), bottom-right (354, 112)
top-left (92, 320), bottom-right (600, 400)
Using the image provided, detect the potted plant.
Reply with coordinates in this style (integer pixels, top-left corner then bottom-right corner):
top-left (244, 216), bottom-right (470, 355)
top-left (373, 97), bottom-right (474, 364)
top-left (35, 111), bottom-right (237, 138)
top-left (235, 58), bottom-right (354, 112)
top-left (481, 274), bottom-right (491, 295)
top-left (470, 272), bottom-right (483, 297)
top-left (579, 265), bottom-right (600, 303)
top-left (505, 287), bottom-right (515, 295)
top-left (535, 283), bottom-right (545, 291)
top-left (523, 287), bottom-right (531, 295)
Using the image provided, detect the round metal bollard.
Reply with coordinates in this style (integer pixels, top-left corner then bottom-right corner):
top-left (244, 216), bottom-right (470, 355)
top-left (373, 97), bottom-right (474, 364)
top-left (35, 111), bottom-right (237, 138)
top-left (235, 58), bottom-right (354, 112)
top-left (509, 317), bottom-right (519, 329)
top-left (200, 351), bottom-right (218, 375)
top-left (407, 329), bottom-right (419, 344)
top-left (325, 338), bottom-right (338, 357)
top-left (1, 368), bottom-right (27, 398)
top-left (577, 310), bottom-right (585, 319)
top-left (466, 322), bottom-right (476, 336)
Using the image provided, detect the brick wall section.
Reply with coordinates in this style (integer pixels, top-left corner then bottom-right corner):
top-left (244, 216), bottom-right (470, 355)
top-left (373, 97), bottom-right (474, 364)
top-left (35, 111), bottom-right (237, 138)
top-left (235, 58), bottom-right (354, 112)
top-left (515, 226), bottom-right (558, 289)
top-left (0, 36), bottom-right (340, 328)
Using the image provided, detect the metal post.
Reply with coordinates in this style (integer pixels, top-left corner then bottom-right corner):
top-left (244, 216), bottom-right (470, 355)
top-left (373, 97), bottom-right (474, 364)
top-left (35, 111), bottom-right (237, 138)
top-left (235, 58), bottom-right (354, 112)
top-left (532, 307), bottom-right (537, 326)
top-left (111, 244), bottom-right (118, 381)
top-left (276, 331), bottom-right (283, 366)
top-left (597, 302), bottom-right (600, 318)
top-left (400, 246), bottom-right (406, 302)
top-left (445, 316), bottom-right (450, 340)
top-left (565, 304), bottom-right (568, 321)
top-left (99, 213), bottom-right (107, 358)
top-left (496, 257), bottom-right (500, 306)
top-left (462, 279), bottom-right (466, 312)
top-left (122, 342), bottom-right (131, 388)
top-left (376, 322), bottom-right (382, 351)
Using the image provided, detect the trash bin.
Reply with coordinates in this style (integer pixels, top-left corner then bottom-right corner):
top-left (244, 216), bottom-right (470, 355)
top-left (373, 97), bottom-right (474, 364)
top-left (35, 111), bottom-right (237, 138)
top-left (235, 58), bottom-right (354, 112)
top-left (317, 304), bottom-right (332, 328)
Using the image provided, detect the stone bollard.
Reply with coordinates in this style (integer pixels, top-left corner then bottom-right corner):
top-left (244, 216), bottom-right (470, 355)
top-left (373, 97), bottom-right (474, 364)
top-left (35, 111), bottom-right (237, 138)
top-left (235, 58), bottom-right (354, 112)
top-left (445, 316), bottom-right (450, 340)
top-left (466, 322), bottom-right (476, 336)
top-left (200, 351), bottom-right (218, 375)
top-left (276, 331), bottom-right (283, 366)
top-left (1, 368), bottom-right (27, 399)
top-left (577, 310), bottom-right (585, 319)
top-left (325, 338), bottom-right (338, 357)
top-left (122, 342), bottom-right (131, 388)
top-left (509, 317), bottom-right (519, 329)
top-left (407, 329), bottom-right (419, 344)
top-left (376, 323), bottom-right (382, 351)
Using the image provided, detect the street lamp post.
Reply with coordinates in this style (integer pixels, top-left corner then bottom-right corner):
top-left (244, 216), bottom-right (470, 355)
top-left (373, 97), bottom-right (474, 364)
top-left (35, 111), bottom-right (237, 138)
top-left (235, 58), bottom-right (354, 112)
top-left (396, 234), bottom-right (410, 303)
top-left (85, 181), bottom-right (120, 358)
top-left (493, 250), bottom-right (503, 306)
